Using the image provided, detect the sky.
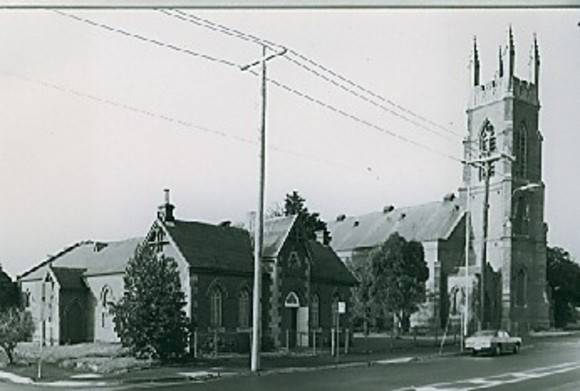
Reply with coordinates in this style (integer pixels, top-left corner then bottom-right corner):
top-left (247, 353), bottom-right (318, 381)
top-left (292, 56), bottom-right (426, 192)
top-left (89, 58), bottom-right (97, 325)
top-left (0, 8), bottom-right (579, 278)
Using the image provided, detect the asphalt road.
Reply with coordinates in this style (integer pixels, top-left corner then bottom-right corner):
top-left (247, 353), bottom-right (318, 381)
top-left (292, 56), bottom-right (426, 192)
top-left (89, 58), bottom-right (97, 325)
top-left (3, 336), bottom-right (580, 390)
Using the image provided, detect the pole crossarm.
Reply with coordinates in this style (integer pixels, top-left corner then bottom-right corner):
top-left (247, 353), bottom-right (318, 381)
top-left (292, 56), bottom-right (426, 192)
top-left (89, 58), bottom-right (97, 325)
top-left (240, 47), bottom-right (287, 71)
top-left (461, 152), bottom-right (515, 167)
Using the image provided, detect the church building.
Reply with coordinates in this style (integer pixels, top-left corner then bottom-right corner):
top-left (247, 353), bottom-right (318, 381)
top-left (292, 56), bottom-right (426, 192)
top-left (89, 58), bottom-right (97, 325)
top-left (18, 191), bottom-right (356, 348)
top-left (329, 28), bottom-right (550, 335)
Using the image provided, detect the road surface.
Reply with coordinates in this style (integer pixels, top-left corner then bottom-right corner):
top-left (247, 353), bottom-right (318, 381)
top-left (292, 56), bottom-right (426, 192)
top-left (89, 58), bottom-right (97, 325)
top-left (2, 335), bottom-right (579, 390)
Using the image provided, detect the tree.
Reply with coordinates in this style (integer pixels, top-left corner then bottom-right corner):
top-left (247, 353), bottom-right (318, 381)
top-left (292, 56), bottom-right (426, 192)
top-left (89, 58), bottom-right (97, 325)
top-left (0, 308), bottom-right (34, 365)
top-left (368, 233), bottom-right (429, 333)
top-left (346, 255), bottom-right (378, 333)
top-left (111, 245), bottom-right (190, 361)
top-left (283, 190), bottom-right (330, 243)
top-left (0, 265), bottom-right (19, 312)
top-left (547, 246), bottom-right (580, 328)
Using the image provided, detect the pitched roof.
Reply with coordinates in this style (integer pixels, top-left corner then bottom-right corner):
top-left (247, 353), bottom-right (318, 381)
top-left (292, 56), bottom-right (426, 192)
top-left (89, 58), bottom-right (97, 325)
top-left (262, 215), bottom-right (298, 258)
top-left (327, 200), bottom-right (464, 252)
top-left (20, 238), bottom-right (142, 281)
top-left (50, 267), bottom-right (87, 290)
top-left (308, 241), bottom-right (358, 286)
top-left (164, 220), bottom-right (254, 273)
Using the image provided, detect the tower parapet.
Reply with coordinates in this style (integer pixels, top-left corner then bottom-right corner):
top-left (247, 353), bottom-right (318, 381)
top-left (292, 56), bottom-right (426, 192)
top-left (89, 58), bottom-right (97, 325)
top-left (469, 76), bottom-right (538, 110)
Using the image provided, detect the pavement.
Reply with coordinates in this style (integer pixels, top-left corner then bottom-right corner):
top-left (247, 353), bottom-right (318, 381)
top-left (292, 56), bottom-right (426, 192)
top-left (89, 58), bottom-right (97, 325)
top-left (0, 341), bottom-right (463, 388)
top-left (0, 331), bottom-right (578, 389)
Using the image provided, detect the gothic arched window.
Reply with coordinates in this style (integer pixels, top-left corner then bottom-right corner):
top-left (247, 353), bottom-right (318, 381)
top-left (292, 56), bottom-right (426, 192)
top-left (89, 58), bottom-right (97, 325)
top-left (210, 287), bottom-right (223, 328)
top-left (479, 120), bottom-right (497, 180)
top-left (238, 288), bottom-right (250, 328)
top-left (515, 269), bottom-right (528, 307)
top-left (311, 294), bottom-right (320, 329)
top-left (331, 292), bottom-right (340, 327)
top-left (101, 286), bottom-right (114, 328)
top-left (515, 122), bottom-right (528, 178)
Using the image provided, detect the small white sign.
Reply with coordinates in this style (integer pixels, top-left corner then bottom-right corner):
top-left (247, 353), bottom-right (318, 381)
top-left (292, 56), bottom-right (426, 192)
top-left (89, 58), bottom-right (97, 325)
top-left (338, 301), bottom-right (346, 314)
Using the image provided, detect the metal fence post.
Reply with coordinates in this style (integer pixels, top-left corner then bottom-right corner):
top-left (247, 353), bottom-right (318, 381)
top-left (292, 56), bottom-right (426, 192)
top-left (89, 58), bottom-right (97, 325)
top-left (193, 329), bottom-right (198, 359)
top-left (345, 328), bottom-right (349, 355)
top-left (286, 329), bottom-right (290, 351)
top-left (213, 329), bottom-right (218, 356)
top-left (312, 330), bottom-right (317, 355)
top-left (331, 328), bottom-right (335, 356)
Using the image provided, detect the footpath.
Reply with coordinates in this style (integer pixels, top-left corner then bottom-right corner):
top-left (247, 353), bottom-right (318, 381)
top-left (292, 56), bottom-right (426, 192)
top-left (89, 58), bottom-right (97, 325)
top-left (0, 342), bottom-right (463, 388)
top-left (3, 330), bottom-right (576, 388)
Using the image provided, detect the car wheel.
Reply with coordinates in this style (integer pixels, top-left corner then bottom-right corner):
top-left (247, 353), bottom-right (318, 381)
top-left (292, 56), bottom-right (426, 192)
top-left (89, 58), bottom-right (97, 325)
top-left (513, 343), bottom-right (520, 354)
top-left (494, 344), bottom-right (501, 356)
top-left (471, 349), bottom-right (477, 356)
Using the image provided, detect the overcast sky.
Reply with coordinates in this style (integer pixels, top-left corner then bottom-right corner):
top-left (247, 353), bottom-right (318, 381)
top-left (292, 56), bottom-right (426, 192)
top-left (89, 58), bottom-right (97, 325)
top-left (0, 9), bottom-right (579, 277)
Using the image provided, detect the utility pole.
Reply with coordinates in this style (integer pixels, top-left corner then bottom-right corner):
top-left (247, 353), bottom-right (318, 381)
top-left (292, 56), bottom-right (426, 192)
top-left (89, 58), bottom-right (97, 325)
top-left (241, 44), bottom-right (286, 373)
top-left (463, 152), bottom-right (514, 331)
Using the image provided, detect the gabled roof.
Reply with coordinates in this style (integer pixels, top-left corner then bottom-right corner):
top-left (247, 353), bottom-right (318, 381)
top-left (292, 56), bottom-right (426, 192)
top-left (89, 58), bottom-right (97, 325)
top-left (19, 238), bottom-right (142, 281)
top-left (262, 215), bottom-right (298, 258)
top-left (50, 267), bottom-right (87, 290)
top-left (164, 220), bottom-right (254, 273)
top-left (327, 200), bottom-right (464, 252)
top-left (308, 241), bottom-right (358, 286)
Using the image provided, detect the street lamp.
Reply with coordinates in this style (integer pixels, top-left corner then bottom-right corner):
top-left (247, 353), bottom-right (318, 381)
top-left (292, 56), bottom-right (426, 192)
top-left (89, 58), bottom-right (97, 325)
top-left (512, 183), bottom-right (542, 197)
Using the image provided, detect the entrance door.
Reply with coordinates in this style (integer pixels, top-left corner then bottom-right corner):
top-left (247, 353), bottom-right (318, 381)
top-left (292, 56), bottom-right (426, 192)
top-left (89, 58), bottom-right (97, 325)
top-left (297, 307), bottom-right (309, 347)
top-left (288, 307), bottom-right (298, 348)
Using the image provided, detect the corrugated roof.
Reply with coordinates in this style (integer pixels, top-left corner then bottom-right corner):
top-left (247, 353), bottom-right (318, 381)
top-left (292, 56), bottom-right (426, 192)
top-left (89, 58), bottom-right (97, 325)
top-left (327, 200), bottom-right (463, 252)
top-left (165, 220), bottom-right (254, 273)
top-left (308, 241), bottom-right (358, 286)
top-left (20, 238), bottom-right (142, 281)
top-left (50, 267), bottom-right (87, 290)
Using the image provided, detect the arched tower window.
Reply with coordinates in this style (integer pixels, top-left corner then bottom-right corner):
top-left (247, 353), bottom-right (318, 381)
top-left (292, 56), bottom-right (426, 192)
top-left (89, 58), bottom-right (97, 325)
top-left (515, 122), bottom-right (528, 178)
top-left (210, 287), bottom-right (223, 328)
top-left (479, 120), bottom-right (497, 180)
top-left (310, 294), bottom-right (320, 329)
top-left (238, 288), bottom-right (250, 328)
top-left (515, 269), bottom-right (528, 307)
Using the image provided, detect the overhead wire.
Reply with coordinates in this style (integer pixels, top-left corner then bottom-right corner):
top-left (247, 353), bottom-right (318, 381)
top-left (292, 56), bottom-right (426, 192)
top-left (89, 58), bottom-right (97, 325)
top-left (52, 10), bottom-right (463, 163)
top-left (161, 9), bottom-right (464, 141)
top-left (1, 69), bottom-right (383, 180)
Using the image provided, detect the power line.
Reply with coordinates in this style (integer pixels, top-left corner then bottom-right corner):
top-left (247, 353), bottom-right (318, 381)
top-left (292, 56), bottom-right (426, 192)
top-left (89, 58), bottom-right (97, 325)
top-left (162, 9), bottom-right (463, 141)
top-left (53, 10), bottom-right (239, 68)
top-left (52, 11), bottom-right (462, 162)
top-left (257, 70), bottom-right (462, 163)
top-left (1, 69), bottom-right (382, 180)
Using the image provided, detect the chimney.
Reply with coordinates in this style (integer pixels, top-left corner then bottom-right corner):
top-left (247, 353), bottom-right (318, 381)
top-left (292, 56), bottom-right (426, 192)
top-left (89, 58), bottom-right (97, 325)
top-left (383, 205), bottom-right (395, 214)
top-left (157, 188), bottom-right (175, 223)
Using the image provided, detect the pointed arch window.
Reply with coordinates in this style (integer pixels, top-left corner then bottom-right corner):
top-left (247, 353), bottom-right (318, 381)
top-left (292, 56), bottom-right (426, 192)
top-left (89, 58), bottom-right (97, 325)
top-left (238, 288), bottom-right (250, 328)
top-left (479, 121), bottom-right (497, 180)
top-left (311, 294), bottom-right (320, 329)
top-left (210, 287), bottom-right (223, 328)
top-left (101, 286), bottom-right (114, 328)
top-left (515, 269), bottom-right (528, 307)
top-left (515, 122), bottom-right (528, 178)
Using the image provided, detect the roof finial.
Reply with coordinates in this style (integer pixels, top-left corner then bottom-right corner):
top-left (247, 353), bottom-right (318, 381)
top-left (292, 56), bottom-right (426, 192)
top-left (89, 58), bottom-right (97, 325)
top-left (472, 35), bottom-right (480, 86)
top-left (498, 45), bottom-right (504, 77)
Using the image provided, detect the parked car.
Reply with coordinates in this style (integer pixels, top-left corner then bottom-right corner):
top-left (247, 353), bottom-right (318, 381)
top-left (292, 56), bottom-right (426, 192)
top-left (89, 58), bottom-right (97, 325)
top-left (465, 329), bottom-right (522, 356)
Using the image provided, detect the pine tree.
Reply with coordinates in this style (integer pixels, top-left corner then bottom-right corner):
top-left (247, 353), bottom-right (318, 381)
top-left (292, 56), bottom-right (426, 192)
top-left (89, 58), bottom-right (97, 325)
top-left (283, 190), bottom-right (330, 243)
top-left (111, 245), bottom-right (190, 361)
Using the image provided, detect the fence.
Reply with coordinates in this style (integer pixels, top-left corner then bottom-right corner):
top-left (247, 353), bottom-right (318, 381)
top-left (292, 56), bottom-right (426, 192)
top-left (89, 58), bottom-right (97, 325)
top-left (189, 328), bottom-right (351, 358)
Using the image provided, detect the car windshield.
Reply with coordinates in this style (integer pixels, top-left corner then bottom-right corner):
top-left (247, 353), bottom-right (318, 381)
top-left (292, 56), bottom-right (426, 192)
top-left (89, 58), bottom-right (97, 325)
top-left (473, 330), bottom-right (496, 337)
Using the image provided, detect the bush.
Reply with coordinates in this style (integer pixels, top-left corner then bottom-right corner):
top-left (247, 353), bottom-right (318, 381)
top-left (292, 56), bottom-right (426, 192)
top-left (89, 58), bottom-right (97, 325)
top-left (0, 308), bottom-right (34, 365)
top-left (111, 246), bottom-right (190, 362)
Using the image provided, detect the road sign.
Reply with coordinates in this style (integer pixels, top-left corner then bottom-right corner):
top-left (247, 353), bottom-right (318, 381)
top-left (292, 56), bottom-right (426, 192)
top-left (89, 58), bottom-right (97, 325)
top-left (338, 301), bottom-right (346, 314)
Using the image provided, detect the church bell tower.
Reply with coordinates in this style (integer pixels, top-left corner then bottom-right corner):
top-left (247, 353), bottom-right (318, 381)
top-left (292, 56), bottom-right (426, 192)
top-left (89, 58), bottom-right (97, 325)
top-left (459, 28), bottom-right (549, 333)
